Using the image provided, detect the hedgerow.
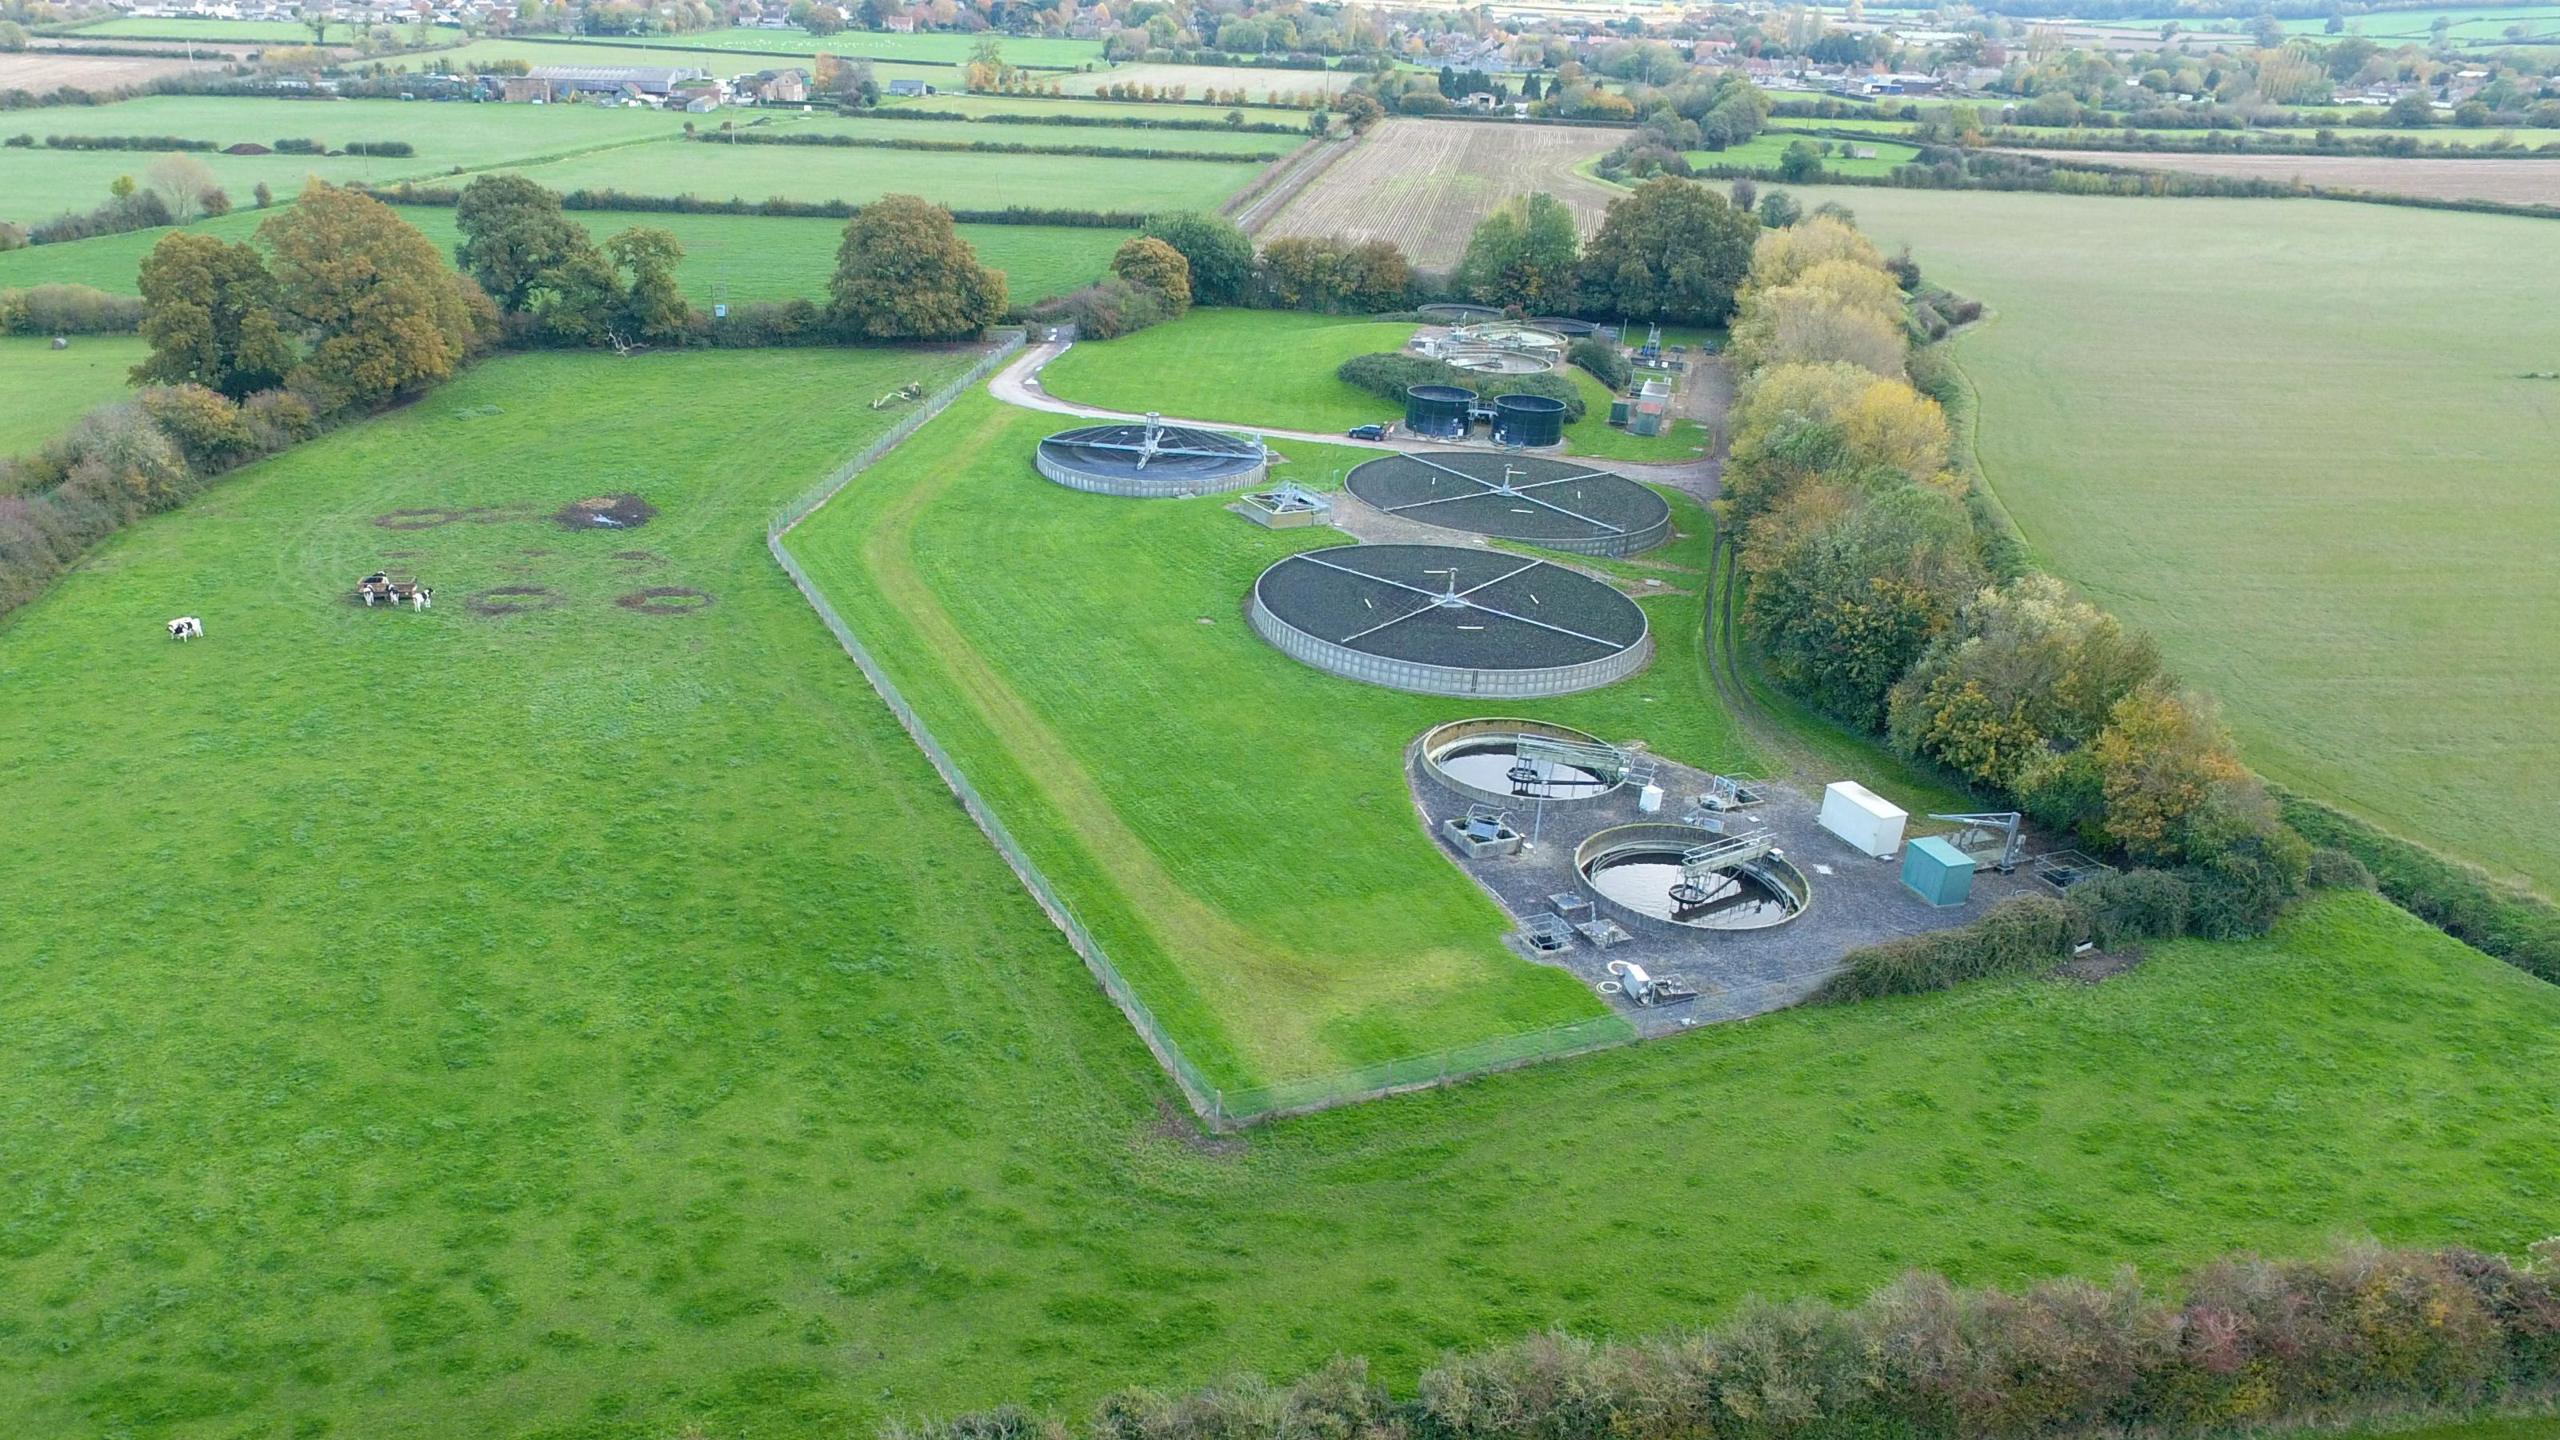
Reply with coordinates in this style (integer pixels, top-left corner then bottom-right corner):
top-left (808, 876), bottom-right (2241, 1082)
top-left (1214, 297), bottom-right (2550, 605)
top-left (677, 130), bottom-right (1275, 163)
top-left (896, 1240), bottom-right (2560, 1440)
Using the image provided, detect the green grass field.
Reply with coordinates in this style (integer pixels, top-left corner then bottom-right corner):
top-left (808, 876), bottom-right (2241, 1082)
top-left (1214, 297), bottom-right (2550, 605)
top-left (893, 91), bottom-right (1307, 122)
top-left (1790, 185), bottom-right (2560, 896)
top-left (783, 113), bottom-right (1292, 156)
top-left (0, 95), bottom-right (682, 225)
top-left (4, 344), bottom-right (2559, 1438)
top-left (527, 25), bottom-right (1104, 67)
top-left (0, 207), bottom-right (1125, 307)
top-left (57, 15), bottom-right (463, 43)
top-left (430, 37), bottom-right (955, 85)
top-left (0, 334), bottom-right (146, 457)
top-left (1694, 130), bottom-right (1922, 176)
top-left (490, 134), bottom-right (1261, 212)
top-left (1037, 309), bottom-right (1712, 462)
top-left (784, 389), bottom-right (1740, 1086)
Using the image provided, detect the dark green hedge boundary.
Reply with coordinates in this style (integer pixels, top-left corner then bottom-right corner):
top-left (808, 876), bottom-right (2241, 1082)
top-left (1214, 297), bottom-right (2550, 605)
top-left (2281, 792), bottom-right (2560, 986)
top-left (354, 182), bottom-right (1144, 227)
top-left (679, 129), bottom-right (1276, 162)
top-left (848, 106), bottom-right (1309, 136)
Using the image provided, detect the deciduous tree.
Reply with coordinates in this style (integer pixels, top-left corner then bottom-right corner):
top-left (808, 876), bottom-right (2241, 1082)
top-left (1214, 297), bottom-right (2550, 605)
top-left (1109, 236), bottom-right (1191, 313)
top-left (828, 195), bottom-right (1007, 341)
top-left (1139, 211), bottom-right (1253, 307)
top-left (261, 181), bottom-right (491, 411)
top-left (1452, 192), bottom-right (1580, 313)
top-left (132, 232), bottom-right (295, 400)
top-left (607, 226), bottom-right (691, 342)
top-left (453, 172), bottom-right (601, 312)
top-left (1577, 177), bottom-right (1757, 325)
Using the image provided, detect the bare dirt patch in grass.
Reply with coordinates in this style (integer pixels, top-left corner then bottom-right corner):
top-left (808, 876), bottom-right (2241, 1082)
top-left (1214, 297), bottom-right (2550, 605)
top-left (464, 584), bottom-right (564, 616)
top-left (614, 585), bottom-right (713, 615)
top-left (1261, 118), bottom-right (1622, 267)
top-left (552, 494), bottom-right (658, 532)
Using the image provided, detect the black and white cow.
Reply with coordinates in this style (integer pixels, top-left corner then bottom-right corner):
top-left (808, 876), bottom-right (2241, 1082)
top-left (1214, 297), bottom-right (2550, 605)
top-left (166, 616), bottom-right (203, 641)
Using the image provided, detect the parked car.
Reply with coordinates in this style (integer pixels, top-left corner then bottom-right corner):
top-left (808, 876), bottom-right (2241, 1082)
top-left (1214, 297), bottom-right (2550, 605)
top-left (1346, 423), bottom-right (1386, 440)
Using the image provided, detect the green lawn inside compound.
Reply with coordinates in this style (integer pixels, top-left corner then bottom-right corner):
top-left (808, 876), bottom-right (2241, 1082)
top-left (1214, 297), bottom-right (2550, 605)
top-left (1039, 308), bottom-right (1416, 435)
top-left (784, 388), bottom-right (1744, 1088)
top-left (490, 134), bottom-right (1261, 212)
top-left (1791, 186), bottom-right (2560, 897)
top-left (0, 207), bottom-right (1127, 308)
top-left (0, 334), bottom-right (146, 457)
top-left (1039, 309), bottom-right (1714, 463)
top-left (3, 344), bottom-right (2559, 1439)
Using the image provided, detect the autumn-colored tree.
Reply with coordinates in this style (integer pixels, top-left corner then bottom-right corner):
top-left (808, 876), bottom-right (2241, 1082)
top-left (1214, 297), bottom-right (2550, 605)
top-left (1109, 236), bottom-right (1192, 314)
top-left (606, 226), bottom-right (691, 342)
top-left (1334, 90), bottom-right (1384, 132)
top-left (1745, 214), bottom-right (1886, 292)
top-left (2090, 682), bottom-right (2251, 864)
top-left (1257, 236), bottom-right (1410, 314)
top-left (1887, 575), bottom-right (2163, 788)
top-left (1577, 176), bottom-right (1758, 325)
top-left (828, 195), bottom-right (1006, 341)
top-left (133, 232), bottom-right (296, 400)
top-left (1720, 363), bottom-right (1951, 523)
top-left (261, 181), bottom-right (491, 411)
top-left (1740, 481), bottom-right (1982, 728)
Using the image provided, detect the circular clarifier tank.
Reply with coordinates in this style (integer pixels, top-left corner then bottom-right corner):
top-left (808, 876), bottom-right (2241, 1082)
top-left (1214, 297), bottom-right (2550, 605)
top-left (1575, 823), bottom-right (1810, 933)
top-left (1419, 718), bottom-right (1627, 806)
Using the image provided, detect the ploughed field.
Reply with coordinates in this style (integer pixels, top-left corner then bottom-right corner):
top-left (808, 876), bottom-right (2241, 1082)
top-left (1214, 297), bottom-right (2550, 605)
top-left (1259, 117), bottom-right (1622, 266)
top-left (3, 346), bottom-right (2558, 1439)
top-left (1796, 185), bottom-right (2560, 895)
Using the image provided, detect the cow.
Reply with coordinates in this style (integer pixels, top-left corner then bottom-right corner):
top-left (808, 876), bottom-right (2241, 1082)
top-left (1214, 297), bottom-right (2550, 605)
top-left (410, 586), bottom-right (433, 611)
top-left (166, 616), bottom-right (203, 641)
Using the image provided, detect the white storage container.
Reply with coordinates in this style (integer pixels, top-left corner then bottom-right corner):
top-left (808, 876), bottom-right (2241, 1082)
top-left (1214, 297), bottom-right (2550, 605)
top-left (1819, 781), bottom-right (1907, 858)
top-left (1637, 782), bottom-right (1664, 814)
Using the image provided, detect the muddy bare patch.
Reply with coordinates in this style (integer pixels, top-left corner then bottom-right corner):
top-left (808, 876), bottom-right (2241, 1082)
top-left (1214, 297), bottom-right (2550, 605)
top-left (1146, 1098), bottom-right (1245, 1158)
top-left (2056, 947), bottom-right (2145, 984)
top-left (614, 586), bottom-right (713, 616)
top-left (465, 585), bottom-right (565, 616)
top-left (373, 504), bottom-right (532, 531)
top-left (553, 494), bottom-right (658, 532)
top-left (611, 549), bottom-right (665, 566)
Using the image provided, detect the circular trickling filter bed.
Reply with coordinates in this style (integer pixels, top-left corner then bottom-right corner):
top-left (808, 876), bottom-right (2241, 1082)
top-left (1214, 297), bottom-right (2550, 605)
top-left (1248, 543), bottom-right (1650, 698)
top-left (1575, 824), bottom-right (1809, 933)
top-left (615, 586), bottom-right (714, 616)
top-left (1344, 453), bottom-right (1671, 558)
top-left (1420, 717), bottom-right (1627, 805)
top-left (553, 494), bottom-right (658, 531)
top-left (1036, 418), bottom-right (1268, 499)
top-left (464, 585), bottom-right (565, 616)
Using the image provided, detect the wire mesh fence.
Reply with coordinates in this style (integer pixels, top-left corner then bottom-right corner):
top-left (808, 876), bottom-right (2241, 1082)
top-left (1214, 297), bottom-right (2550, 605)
top-left (766, 331), bottom-right (1670, 1130)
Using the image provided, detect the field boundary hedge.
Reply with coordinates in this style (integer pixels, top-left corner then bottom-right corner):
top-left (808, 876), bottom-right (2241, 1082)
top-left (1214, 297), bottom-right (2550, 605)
top-left (678, 129), bottom-right (1277, 162)
top-left (2280, 791), bottom-right (2560, 985)
top-left (851, 106), bottom-right (1310, 136)
top-left (356, 181), bottom-right (1147, 227)
top-left (770, 336), bottom-right (1653, 1129)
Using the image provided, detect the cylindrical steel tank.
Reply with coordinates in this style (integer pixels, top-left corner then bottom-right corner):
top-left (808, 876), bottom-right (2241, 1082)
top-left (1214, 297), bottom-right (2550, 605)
top-left (1404, 384), bottom-right (1477, 439)
top-left (1491, 393), bottom-right (1567, 448)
